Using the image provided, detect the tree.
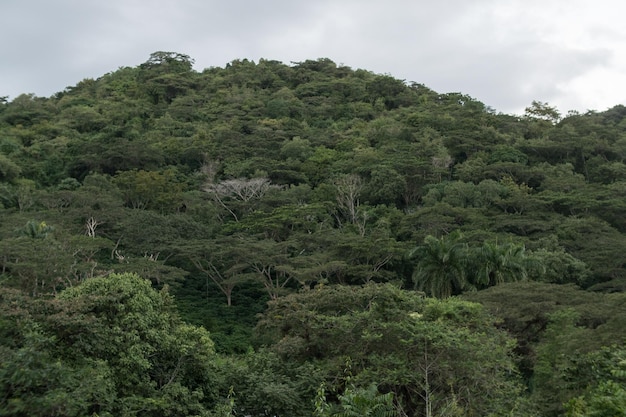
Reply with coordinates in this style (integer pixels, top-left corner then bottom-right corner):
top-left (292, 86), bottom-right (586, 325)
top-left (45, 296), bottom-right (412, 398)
top-left (468, 241), bottom-right (530, 289)
top-left (524, 100), bottom-right (561, 124)
top-left (0, 228), bottom-right (78, 297)
top-left (140, 51), bottom-right (195, 72)
top-left (214, 349), bottom-right (324, 417)
top-left (462, 281), bottom-right (626, 394)
top-left (255, 284), bottom-right (530, 417)
top-left (0, 154), bottom-right (21, 183)
top-left (556, 216), bottom-right (626, 286)
top-left (203, 177), bottom-right (278, 222)
top-left (531, 309), bottom-right (591, 416)
top-left (244, 238), bottom-right (297, 300)
top-left (410, 232), bottom-right (468, 298)
top-left (566, 380), bottom-right (626, 417)
top-left (315, 383), bottom-right (395, 417)
top-left (0, 273), bottom-right (220, 416)
top-left (496, 176), bottom-right (536, 215)
top-left (138, 52), bottom-right (195, 105)
top-left (182, 236), bottom-right (251, 306)
top-left (334, 173), bottom-right (367, 234)
top-left (19, 219), bottom-right (53, 239)
top-left (327, 229), bottom-right (404, 285)
top-left (0, 321), bottom-right (115, 417)
top-left (113, 168), bottom-right (184, 212)
top-left (363, 165), bottom-right (406, 206)
top-left (565, 347), bottom-right (626, 417)
top-left (527, 248), bottom-right (589, 285)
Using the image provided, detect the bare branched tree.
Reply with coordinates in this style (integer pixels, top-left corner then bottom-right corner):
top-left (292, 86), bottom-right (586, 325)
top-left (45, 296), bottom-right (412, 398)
top-left (335, 174), bottom-right (368, 235)
top-left (209, 178), bottom-right (273, 201)
top-left (203, 177), bottom-right (278, 221)
top-left (85, 216), bottom-right (101, 238)
top-left (431, 155), bottom-right (453, 183)
top-left (200, 156), bottom-right (220, 185)
top-left (335, 174), bottom-right (362, 224)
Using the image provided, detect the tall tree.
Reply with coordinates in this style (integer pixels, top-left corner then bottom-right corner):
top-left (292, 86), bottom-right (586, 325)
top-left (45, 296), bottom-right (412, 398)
top-left (182, 236), bottom-right (251, 306)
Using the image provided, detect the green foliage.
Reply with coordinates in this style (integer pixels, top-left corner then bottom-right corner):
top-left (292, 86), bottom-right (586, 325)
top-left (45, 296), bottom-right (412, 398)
top-left (535, 325), bottom-right (626, 417)
top-left (524, 100), bottom-right (561, 124)
top-left (314, 383), bottom-right (395, 417)
top-left (564, 347), bottom-right (626, 417)
top-left (256, 284), bottom-right (530, 416)
top-left (0, 273), bottom-right (219, 417)
top-left (214, 349), bottom-right (324, 417)
top-left (0, 323), bottom-right (115, 417)
top-left (0, 153), bottom-right (21, 182)
top-left (2, 51), bottom-right (626, 416)
top-left (463, 281), bottom-right (626, 413)
top-left (410, 232), bottom-right (468, 298)
top-left (19, 219), bottom-right (54, 238)
top-left (469, 240), bottom-right (530, 288)
top-left (531, 309), bottom-right (591, 415)
top-left (567, 380), bottom-right (626, 417)
top-left (113, 168), bottom-right (185, 211)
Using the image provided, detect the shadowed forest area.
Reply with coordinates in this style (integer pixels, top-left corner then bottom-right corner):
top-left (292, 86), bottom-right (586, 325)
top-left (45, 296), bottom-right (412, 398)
top-left (1, 52), bottom-right (625, 416)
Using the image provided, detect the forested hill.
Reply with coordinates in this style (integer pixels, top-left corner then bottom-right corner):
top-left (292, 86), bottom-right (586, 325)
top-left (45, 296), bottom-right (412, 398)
top-left (1, 52), bottom-right (626, 416)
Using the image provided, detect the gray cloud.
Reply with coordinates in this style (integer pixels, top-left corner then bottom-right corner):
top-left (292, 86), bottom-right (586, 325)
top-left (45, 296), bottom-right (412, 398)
top-left (1, 0), bottom-right (623, 115)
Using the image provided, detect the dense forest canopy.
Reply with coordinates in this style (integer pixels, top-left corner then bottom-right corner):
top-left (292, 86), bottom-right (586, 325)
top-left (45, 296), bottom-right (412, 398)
top-left (1, 51), bottom-right (625, 416)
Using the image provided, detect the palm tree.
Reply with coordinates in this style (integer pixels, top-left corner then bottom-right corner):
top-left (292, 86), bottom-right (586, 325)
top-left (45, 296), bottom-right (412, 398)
top-left (314, 383), bottom-right (395, 417)
top-left (19, 220), bottom-right (53, 239)
top-left (410, 232), bottom-right (468, 298)
top-left (335, 384), bottom-right (395, 417)
top-left (470, 241), bottom-right (529, 289)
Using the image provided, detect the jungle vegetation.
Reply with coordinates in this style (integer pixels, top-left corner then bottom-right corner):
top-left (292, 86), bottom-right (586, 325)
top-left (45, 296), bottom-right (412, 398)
top-left (1, 51), bottom-right (625, 416)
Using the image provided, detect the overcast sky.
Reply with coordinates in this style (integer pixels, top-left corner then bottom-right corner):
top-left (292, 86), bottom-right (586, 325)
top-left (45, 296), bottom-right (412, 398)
top-left (1, 0), bottom-right (624, 115)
